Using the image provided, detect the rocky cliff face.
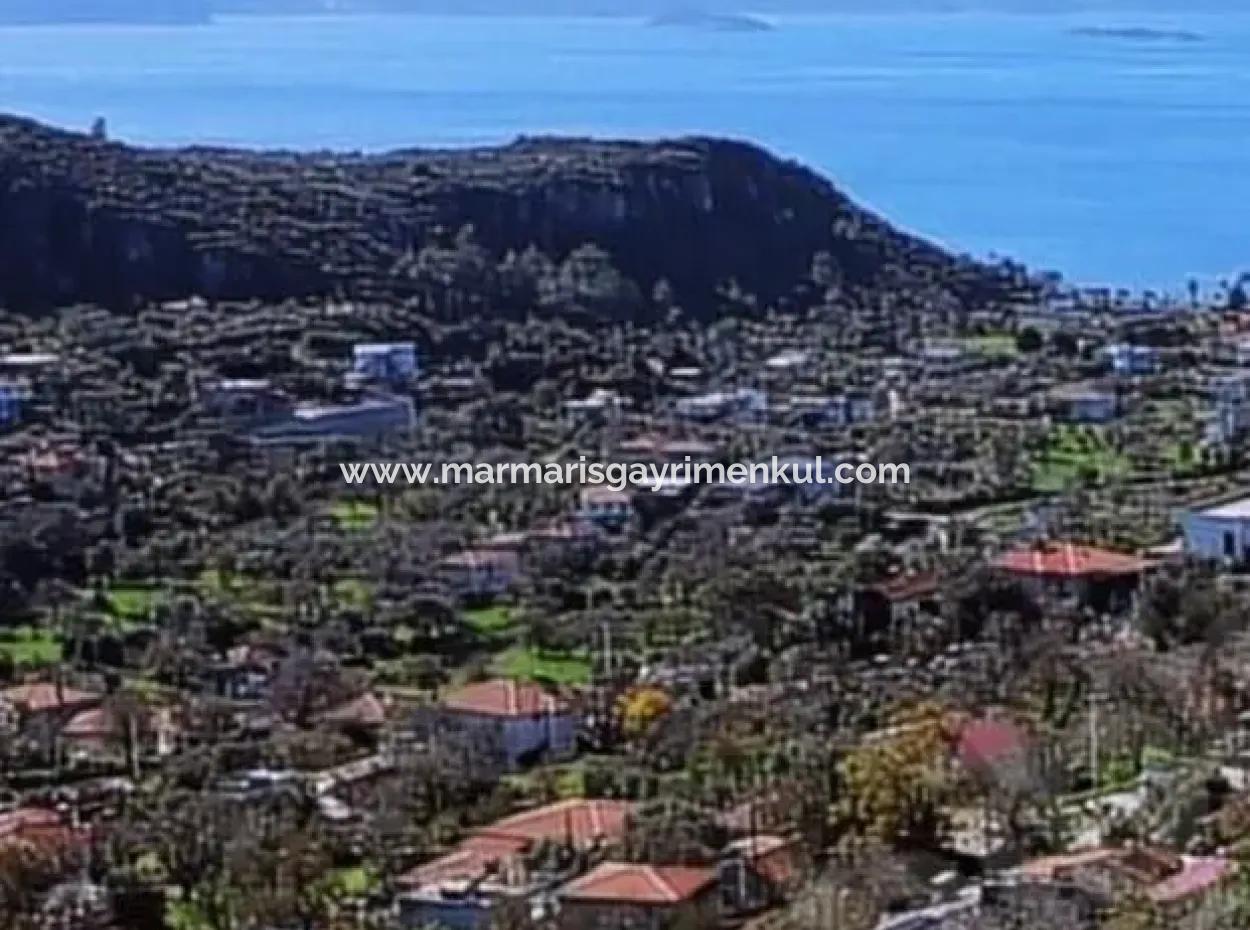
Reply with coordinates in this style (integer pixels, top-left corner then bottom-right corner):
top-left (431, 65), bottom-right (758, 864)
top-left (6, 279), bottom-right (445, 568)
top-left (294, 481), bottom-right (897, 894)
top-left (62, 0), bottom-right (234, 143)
top-left (0, 115), bottom-right (1008, 316)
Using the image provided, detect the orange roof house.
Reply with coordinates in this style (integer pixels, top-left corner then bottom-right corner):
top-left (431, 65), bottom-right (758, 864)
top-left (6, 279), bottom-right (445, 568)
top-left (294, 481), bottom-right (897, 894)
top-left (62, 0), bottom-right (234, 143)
top-left (992, 543), bottom-right (1145, 579)
top-left (560, 863), bottom-right (717, 905)
top-left (559, 863), bottom-right (719, 930)
top-left (436, 678), bottom-right (577, 771)
top-left (476, 798), bottom-right (633, 848)
top-left (1021, 845), bottom-right (1235, 913)
top-left (318, 692), bottom-right (388, 730)
top-left (3, 682), bottom-right (101, 717)
top-left (442, 679), bottom-right (570, 718)
top-left (397, 799), bottom-right (634, 892)
top-left (0, 806), bottom-right (91, 860)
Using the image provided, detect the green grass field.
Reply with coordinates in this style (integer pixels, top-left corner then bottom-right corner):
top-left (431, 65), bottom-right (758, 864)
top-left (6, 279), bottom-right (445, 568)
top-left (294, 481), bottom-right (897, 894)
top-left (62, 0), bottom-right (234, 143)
top-left (105, 584), bottom-right (164, 621)
top-left (463, 605), bottom-right (515, 636)
top-left (491, 646), bottom-right (592, 686)
top-left (1031, 426), bottom-right (1131, 492)
top-left (0, 627), bottom-right (62, 666)
top-left (330, 499), bottom-right (379, 530)
top-left (960, 333), bottom-right (1019, 359)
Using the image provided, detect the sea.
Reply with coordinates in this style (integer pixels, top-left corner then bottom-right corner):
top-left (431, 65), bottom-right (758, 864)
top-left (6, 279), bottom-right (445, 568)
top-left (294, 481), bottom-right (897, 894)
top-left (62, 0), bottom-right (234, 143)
top-left (1, 12), bottom-right (1248, 292)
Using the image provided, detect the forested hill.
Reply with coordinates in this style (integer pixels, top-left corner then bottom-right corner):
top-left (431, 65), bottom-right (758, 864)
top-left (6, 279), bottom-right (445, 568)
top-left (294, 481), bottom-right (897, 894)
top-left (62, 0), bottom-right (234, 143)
top-left (0, 115), bottom-right (1022, 318)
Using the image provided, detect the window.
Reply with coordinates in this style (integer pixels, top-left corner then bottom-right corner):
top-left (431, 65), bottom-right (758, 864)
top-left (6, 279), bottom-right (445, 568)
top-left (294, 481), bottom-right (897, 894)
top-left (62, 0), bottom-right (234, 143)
top-left (1226, 532), bottom-right (1236, 558)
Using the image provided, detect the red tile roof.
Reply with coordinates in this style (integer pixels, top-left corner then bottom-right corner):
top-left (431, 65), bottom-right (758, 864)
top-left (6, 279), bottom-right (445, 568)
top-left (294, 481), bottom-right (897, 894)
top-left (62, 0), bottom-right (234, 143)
top-left (724, 835), bottom-right (799, 887)
top-left (0, 807), bottom-right (87, 857)
top-left (476, 798), bottom-right (632, 847)
top-left (397, 800), bottom-right (634, 891)
top-left (561, 863), bottom-right (716, 905)
top-left (319, 692), bottom-right (387, 728)
top-left (1022, 847), bottom-right (1232, 906)
top-left (0, 806), bottom-right (63, 840)
top-left (3, 682), bottom-right (100, 715)
top-left (1021, 847), bottom-right (1120, 880)
top-left (868, 572), bottom-right (940, 603)
top-left (957, 719), bottom-right (1028, 768)
top-left (993, 543), bottom-right (1145, 578)
top-left (396, 834), bottom-right (529, 889)
top-left (1149, 857), bottom-right (1234, 905)
top-left (62, 707), bottom-right (117, 740)
top-left (442, 679), bottom-right (569, 718)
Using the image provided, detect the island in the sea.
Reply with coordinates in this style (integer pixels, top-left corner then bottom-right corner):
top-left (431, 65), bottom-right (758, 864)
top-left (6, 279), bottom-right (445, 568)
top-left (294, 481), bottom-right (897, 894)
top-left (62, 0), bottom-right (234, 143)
top-left (1068, 26), bottom-right (1204, 43)
top-left (0, 0), bottom-right (213, 25)
top-left (648, 9), bottom-right (773, 33)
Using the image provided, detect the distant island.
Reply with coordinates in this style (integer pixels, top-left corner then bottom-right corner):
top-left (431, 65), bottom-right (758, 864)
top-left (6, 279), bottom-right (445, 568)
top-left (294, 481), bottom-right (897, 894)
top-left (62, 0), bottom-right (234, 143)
top-left (0, 0), bottom-right (213, 25)
top-left (648, 10), bottom-right (773, 32)
top-left (1068, 26), bottom-right (1204, 42)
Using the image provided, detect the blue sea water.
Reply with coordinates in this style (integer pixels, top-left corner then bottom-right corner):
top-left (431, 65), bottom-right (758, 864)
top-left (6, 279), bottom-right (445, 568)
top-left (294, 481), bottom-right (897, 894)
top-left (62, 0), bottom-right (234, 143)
top-left (1, 12), bottom-right (1248, 290)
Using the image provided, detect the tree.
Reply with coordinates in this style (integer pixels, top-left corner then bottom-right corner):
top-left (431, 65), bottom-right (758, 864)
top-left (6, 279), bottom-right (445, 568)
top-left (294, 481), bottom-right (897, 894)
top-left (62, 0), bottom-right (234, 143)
top-left (1017, 326), bottom-right (1044, 354)
top-left (619, 687), bottom-right (673, 739)
top-left (840, 701), bottom-right (955, 848)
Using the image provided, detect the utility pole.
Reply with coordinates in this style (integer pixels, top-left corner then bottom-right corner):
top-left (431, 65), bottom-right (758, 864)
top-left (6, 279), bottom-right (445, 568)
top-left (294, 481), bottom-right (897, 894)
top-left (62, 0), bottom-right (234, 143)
top-left (1089, 687), bottom-right (1099, 794)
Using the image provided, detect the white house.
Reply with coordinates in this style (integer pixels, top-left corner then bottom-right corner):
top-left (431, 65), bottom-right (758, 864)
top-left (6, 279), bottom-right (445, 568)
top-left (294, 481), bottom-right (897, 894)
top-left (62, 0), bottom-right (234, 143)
top-left (577, 486), bottom-right (635, 529)
top-left (351, 343), bottom-right (418, 387)
top-left (675, 388), bottom-right (766, 423)
top-left (436, 679), bottom-right (576, 770)
top-left (439, 549), bottom-right (520, 600)
top-left (1183, 496), bottom-right (1250, 563)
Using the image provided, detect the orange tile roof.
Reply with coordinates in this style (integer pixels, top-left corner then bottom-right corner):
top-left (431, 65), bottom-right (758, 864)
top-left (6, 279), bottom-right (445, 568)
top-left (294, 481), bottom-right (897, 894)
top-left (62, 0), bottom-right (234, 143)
top-left (442, 679), bottom-right (569, 718)
top-left (396, 834), bottom-right (529, 889)
top-left (993, 543), bottom-right (1145, 578)
top-left (476, 798), bottom-right (632, 847)
top-left (561, 863), bottom-right (716, 905)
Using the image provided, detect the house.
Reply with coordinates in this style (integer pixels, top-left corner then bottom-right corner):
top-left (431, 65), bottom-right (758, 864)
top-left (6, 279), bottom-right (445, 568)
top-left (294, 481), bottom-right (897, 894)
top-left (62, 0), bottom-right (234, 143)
top-left (1215, 336), bottom-right (1250, 367)
top-left (992, 542), bottom-right (1145, 608)
top-left (0, 379), bottom-right (31, 427)
top-left (855, 572), bottom-right (941, 641)
top-left (61, 702), bottom-right (182, 762)
top-left (578, 486), bottom-right (635, 530)
top-left (916, 343), bottom-right (974, 380)
top-left (251, 395), bottom-right (416, 444)
top-left (0, 806), bottom-right (90, 860)
top-left (1182, 495), bottom-right (1250, 564)
top-left (674, 388), bottom-right (766, 423)
top-left (564, 389), bottom-right (626, 425)
top-left (718, 835), bottom-right (805, 915)
top-left (439, 549), bottom-right (521, 601)
top-left (199, 378), bottom-right (293, 425)
top-left (1101, 343), bottom-right (1160, 376)
top-left (558, 863), bottom-right (719, 930)
top-left (398, 799), bottom-right (634, 930)
top-left (350, 342), bottom-right (418, 387)
top-left (1051, 386), bottom-right (1118, 423)
top-left (1021, 846), bottom-right (1235, 928)
top-left (434, 679), bottom-right (576, 770)
top-left (317, 691), bottom-right (388, 735)
top-left (2, 681), bottom-right (102, 723)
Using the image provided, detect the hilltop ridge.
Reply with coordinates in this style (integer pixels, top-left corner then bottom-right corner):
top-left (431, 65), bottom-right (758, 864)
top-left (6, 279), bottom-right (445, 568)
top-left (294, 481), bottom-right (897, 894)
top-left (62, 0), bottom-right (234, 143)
top-left (0, 114), bottom-right (1018, 316)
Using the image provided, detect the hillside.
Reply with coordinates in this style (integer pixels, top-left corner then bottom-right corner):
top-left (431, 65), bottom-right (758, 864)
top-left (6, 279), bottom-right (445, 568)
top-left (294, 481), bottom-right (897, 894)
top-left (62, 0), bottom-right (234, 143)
top-left (0, 114), bottom-right (1016, 316)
